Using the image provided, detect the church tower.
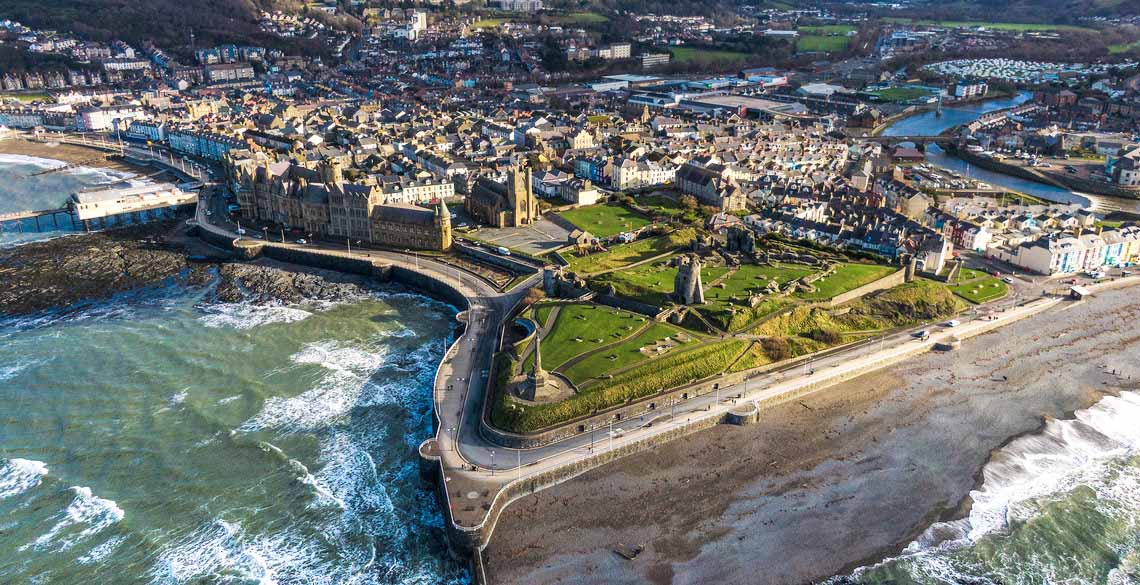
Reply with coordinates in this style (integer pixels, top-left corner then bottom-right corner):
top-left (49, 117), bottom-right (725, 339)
top-left (507, 164), bottom-right (538, 226)
top-left (435, 198), bottom-right (453, 250)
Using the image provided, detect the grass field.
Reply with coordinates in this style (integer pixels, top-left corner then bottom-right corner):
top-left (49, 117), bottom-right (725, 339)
top-left (533, 304), bottom-right (556, 328)
top-left (0, 92), bottom-right (51, 104)
top-left (1109, 40), bottom-right (1140, 54)
top-left (592, 258), bottom-right (730, 306)
top-left (563, 321), bottom-right (689, 384)
top-left (636, 194), bottom-right (697, 221)
top-left (799, 24), bottom-right (856, 34)
top-left (669, 47), bottom-right (752, 65)
top-left (558, 203), bottom-right (651, 238)
top-left (882, 18), bottom-right (1095, 33)
top-left (548, 12), bottom-right (609, 25)
top-left (796, 34), bottom-right (851, 52)
top-left (566, 229), bottom-right (695, 274)
top-left (472, 18), bottom-right (510, 28)
top-left (797, 263), bottom-right (897, 301)
top-left (868, 87), bottom-right (936, 103)
top-left (948, 277), bottom-right (1008, 304)
top-left (538, 304), bottom-right (646, 371)
top-left (701, 263), bottom-right (816, 330)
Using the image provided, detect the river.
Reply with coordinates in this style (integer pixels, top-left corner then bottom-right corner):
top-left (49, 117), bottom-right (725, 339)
top-left (880, 93), bottom-right (1139, 213)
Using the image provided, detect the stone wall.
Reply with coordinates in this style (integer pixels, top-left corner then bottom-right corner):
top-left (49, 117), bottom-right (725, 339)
top-left (456, 243), bottom-right (541, 275)
top-left (826, 268), bottom-right (907, 307)
top-left (594, 292), bottom-right (667, 319)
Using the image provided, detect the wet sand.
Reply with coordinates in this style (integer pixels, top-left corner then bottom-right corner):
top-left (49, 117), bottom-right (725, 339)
top-left (484, 288), bottom-right (1140, 585)
top-left (0, 136), bottom-right (155, 177)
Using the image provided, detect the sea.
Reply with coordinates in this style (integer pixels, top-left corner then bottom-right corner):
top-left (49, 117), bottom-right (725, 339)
top-left (0, 156), bottom-right (469, 584)
top-left (0, 152), bottom-right (140, 247)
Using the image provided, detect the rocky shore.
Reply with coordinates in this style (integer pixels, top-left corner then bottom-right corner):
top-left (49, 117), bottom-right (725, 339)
top-left (484, 286), bottom-right (1140, 585)
top-left (0, 222), bottom-right (373, 316)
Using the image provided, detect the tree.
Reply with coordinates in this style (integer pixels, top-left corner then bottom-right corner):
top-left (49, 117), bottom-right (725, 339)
top-left (523, 287), bottom-right (546, 307)
top-left (680, 194), bottom-right (698, 211)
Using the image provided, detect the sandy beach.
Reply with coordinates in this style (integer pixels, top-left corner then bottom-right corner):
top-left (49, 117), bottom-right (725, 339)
top-left (0, 135), bottom-right (155, 177)
top-left (484, 286), bottom-right (1140, 585)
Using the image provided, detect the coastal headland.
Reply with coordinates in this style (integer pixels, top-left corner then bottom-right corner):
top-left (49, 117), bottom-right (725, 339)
top-left (483, 285), bottom-right (1140, 584)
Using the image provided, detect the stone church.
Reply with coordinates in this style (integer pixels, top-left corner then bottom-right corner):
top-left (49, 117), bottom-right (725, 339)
top-left (465, 165), bottom-right (541, 228)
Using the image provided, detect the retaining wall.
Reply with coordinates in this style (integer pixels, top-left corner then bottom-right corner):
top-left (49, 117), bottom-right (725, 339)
top-left (826, 268), bottom-right (907, 307)
top-left (456, 243), bottom-right (541, 275)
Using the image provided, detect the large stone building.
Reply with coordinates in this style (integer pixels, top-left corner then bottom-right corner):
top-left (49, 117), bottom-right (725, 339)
top-left (673, 255), bottom-right (705, 305)
top-left (233, 158), bottom-right (451, 251)
top-left (675, 162), bottom-right (748, 212)
top-left (466, 166), bottom-right (541, 228)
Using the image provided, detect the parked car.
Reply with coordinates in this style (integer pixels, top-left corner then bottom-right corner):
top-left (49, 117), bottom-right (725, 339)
top-left (296, 239), bottom-right (307, 245)
top-left (1002, 277), bottom-right (1014, 284)
top-left (943, 320), bottom-right (960, 328)
top-left (496, 246), bottom-right (511, 256)
top-left (912, 329), bottom-right (930, 339)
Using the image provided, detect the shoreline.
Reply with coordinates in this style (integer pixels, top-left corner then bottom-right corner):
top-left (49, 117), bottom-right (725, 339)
top-left (482, 286), bottom-right (1140, 585)
top-left (0, 136), bottom-right (155, 178)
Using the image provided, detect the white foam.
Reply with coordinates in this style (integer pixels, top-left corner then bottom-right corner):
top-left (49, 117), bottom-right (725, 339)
top-left (0, 153), bottom-right (69, 170)
top-left (0, 458), bottom-right (49, 499)
top-left (198, 303), bottom-right (313, 331)
top-left (237, 341), bottom-right (389, 434)
top-left (77, 535), bottom-right (126, 564)
top-left (850, 391), bottom-right (1140, 578)
top-left (23, 486), bottom-right (124, 552)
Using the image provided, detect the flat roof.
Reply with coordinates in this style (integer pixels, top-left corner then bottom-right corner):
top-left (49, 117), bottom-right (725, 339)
top-left (602, 74), bottom-right (662, 83)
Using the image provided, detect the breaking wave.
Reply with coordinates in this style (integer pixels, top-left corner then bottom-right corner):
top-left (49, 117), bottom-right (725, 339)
top-left (197, 303), bottom-right (314, 330)
top-left (837, 391), bottom-right (1140, 584)
top-left (23, 486), bottom-right (125, 552)
top-left (0, 458), bottom-right (49, 499)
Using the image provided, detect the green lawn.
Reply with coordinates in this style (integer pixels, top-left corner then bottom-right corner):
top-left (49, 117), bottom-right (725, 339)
top-left (868, 87), bottom-right (936, 103)
top-left (948, 277), bottom-right (1008, 304)
top-left (882, 18), bottom-right (1096, 33)
top-left (590, 256), bottom-right (728, 306)
top-left (0, 92), bottom-right (51, 104)
top-left (558, 203), bottom-right (651, 238)
top-left (700, 263), bottom-right (817, 330)
top-left (796, 34), bottom-right (851, 52)
top-left (1109, 40), bottom-right (1140, 54)
top-left (636, 194), bottom-right (697, 221)
top-left (549, 12), bottom-right (609, 24)
top-left (563, 321), bottom-right (690, 384)
top-left (538, 304), bottom-right (647, 371)
top-left (533, 303), bottom-right (556, 328)
top-left (797, 263), bottom-right (897, 301)
top-left (472, 18), bottom-right (509, 28)
top-left (669, 47), bottom-right (752, 65)
top-left (566, 229), bottom-right (695, 274)
top-left (799, 24), bottom-right (856, 34)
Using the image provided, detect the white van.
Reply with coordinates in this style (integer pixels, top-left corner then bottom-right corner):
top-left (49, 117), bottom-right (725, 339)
top-left (944, 320), bottom-right (960, 328)
top-left (496, 246), bottom-right (511, 256)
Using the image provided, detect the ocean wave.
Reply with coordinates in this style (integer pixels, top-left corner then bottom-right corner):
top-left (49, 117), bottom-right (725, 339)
top-left (77, 535), bottom-right (126, 565)
top-left (0, 357), bottom-right (47, 382)
top-left (839, 391), bottom-right (1140, 582)
top-left (197, 303), bottom-right (314, 330)
top-left (236, 341), bottom-right (391, 434)
top-left (23, 486), bottom-right (125, 552)
top-left (0, 153), bottom-right (69, 170)
top-left (0, 458), bottom-right (49, 499)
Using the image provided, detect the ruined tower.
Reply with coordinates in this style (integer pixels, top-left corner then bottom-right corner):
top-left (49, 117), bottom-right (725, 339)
top-left (673, 255), bottom-right (705, 305)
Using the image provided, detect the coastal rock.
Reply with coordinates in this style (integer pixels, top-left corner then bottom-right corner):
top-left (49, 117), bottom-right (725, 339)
top-left (214, 264), bottom-right (368, 305)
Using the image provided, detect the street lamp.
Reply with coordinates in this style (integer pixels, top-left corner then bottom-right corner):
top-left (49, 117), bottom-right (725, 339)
top-left (490, 450), bottom-right (495, 476)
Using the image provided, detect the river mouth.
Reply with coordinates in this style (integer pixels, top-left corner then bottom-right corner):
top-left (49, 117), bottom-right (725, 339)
top-left (878, 92), bottom-right (1140, 213)
top-left (0, 280), bottom-right (471, 584)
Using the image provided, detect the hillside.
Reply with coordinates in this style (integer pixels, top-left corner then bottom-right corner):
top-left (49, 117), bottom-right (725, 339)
top-left (0, 0), bottom-right (323, 57)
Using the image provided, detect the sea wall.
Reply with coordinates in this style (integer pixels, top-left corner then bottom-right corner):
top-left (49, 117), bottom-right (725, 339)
top-left (455, 242), bottom-right (540, 275)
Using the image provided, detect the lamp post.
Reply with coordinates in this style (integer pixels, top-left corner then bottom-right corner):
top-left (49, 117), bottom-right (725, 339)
top-left (490, 450), bottom-right (495, 476)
